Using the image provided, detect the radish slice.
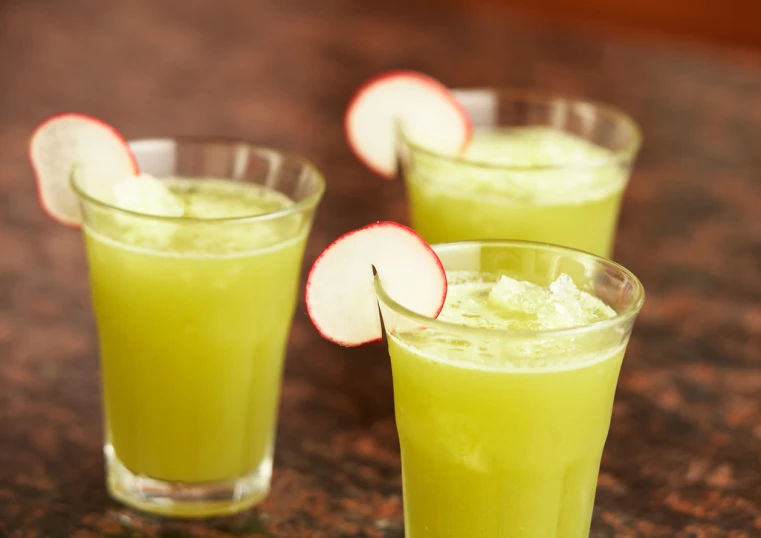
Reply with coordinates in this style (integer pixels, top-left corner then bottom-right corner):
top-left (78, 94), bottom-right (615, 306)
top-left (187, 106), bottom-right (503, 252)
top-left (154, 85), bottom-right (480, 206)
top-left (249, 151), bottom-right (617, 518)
top-left (305, 222), bottom-right (447, 347)
top-left (29, 113), bottom-right (137, 227)
top-left (344, 71), bottom-right (472, 178)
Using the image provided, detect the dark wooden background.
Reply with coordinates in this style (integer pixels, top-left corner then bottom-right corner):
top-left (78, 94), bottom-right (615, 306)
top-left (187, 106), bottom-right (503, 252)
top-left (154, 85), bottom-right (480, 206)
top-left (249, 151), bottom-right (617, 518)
top-left (449, 0), bottom-right (761, 49)
top-left (0, 0), bottom-right (760, 536)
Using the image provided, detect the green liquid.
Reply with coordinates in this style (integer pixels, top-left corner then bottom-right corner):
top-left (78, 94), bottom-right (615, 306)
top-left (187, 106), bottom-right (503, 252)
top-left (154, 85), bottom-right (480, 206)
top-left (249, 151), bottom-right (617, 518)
top-left (84, 178), bottom-right (307, 487)
top-left (404, 128), bottom-right (627, 257)
top-left (387, 273), bottom-right (624, 538)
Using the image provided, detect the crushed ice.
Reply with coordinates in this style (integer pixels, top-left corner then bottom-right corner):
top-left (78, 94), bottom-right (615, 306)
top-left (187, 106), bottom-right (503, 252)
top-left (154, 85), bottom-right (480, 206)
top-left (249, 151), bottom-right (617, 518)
top-left (488, 273), bottom-right (615, 330)
top-left (112, 174), bottom-right (185, 217)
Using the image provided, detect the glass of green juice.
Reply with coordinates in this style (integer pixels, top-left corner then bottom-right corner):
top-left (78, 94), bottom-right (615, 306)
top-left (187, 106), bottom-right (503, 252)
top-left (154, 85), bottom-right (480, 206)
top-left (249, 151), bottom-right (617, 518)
top-left (398, 90), bottom-right (642, 257)
top-left (71, 138), bottom-right (324, 517)
top-left (375, 240), bottom-right (644, 538)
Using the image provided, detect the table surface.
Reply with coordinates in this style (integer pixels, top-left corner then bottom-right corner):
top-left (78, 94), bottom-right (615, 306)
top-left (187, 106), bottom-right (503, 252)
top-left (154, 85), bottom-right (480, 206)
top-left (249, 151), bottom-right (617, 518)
top-left (1, 0), bottom-right (760, 536)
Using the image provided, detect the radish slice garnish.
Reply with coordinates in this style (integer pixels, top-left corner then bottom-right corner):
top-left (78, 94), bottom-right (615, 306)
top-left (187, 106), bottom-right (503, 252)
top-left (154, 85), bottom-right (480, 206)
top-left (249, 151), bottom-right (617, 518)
top-left (29, 112), bottom-right (137, 227)
top-left (305, 222), bottom-right (447, 347)
top-left (344, 70), bottom-right (472, 178)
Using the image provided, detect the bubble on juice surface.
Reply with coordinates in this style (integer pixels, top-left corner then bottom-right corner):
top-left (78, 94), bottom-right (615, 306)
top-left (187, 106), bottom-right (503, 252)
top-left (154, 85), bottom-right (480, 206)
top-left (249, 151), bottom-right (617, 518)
top-left (113, 174), bottom-right (185, 217)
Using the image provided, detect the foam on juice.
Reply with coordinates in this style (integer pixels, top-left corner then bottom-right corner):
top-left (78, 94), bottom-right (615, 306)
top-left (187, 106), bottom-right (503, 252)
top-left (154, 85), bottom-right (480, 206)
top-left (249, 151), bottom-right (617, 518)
top-left (87, 176), bottom-right (303, 256)
top-left (112, 174), bottom-right (185, 217)
top-left (415, 127), bottom-right (625, 204)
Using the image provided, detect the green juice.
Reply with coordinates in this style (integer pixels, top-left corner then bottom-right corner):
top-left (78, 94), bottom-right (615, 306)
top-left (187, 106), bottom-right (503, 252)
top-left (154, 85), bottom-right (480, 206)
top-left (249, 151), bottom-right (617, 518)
top-left (386, 272), bottom-right (626, 538)
top-left (83, 178), bottom-right (307, 492)
top-left (403, 128), bottom-right (627, 257)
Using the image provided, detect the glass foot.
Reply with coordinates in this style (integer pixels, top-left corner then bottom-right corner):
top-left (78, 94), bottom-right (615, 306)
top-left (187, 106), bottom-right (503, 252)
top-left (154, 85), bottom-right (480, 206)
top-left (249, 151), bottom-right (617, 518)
top-left (105, 445), bottom-right (271, 518)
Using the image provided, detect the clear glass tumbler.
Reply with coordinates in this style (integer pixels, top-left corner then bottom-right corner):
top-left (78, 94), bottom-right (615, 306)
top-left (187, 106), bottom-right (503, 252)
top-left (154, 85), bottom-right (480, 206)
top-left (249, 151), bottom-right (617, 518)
top-left (399, 90), bottom-right (642, 257)
top-left (376, 240), bottom-right (644, 537)
top-left (72, 138), bottom-right (324, 517)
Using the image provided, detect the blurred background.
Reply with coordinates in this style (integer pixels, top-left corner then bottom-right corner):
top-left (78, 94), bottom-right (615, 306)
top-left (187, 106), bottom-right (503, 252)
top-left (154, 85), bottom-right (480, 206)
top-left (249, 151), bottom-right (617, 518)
top-left (447, 0), bottom-right (761, 49)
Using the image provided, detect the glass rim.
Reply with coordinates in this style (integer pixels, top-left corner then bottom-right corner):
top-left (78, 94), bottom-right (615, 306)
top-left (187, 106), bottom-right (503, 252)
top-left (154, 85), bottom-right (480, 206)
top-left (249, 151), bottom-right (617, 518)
top-left (70, 136), bottom-right (326, 224)
top-left (397, 87), bottom-right (643, 173)
top-left (374, 239), bottom-right (645, 340)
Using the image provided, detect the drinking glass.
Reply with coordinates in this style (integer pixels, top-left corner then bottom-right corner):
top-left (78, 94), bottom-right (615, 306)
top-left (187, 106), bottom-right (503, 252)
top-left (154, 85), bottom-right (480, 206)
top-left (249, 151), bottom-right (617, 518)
top-left (72, 138), bottom-right (324, 517)
top-left (399, 90), bottom-right (642, 257)
top-left (376, 240), bottom-right (644, 537)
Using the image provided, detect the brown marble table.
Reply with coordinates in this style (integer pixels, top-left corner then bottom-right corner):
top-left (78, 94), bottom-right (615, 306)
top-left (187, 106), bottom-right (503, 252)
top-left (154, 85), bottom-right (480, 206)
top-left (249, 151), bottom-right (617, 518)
top-left (1, 0), bottom-right (760, 536)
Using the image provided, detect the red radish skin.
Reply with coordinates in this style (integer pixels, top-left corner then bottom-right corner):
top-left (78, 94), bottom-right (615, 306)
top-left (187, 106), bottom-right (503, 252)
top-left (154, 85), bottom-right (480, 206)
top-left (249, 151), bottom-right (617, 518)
top-left (29, 112), bottom-right (138, 228)
top-left (305, 221), bottom-right (447, 347)
top-left (344, 70), bottom-right (472, 178)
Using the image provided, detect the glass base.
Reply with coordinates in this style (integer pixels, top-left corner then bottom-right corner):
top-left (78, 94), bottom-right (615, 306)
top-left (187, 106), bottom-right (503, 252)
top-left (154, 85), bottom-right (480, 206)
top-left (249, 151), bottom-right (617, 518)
top-left (105, 445), bottom-right (271, 518)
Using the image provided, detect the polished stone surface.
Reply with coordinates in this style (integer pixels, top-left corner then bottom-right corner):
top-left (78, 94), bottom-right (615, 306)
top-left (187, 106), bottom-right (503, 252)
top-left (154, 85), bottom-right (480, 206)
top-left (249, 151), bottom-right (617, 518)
top-left (1, 0), bottom-right (760, 536)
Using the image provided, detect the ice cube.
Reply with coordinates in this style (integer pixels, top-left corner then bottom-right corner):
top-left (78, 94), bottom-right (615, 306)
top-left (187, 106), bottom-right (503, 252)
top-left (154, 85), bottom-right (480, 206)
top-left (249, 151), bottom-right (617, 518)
top-left (488, 275), bottom-right (548, 315)
top-left (112, 174), bottom-right (185, 217)
top-left (579, 287), bottom-right (617, 321)
top-left (537, 274), bottom-right (616, 329)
